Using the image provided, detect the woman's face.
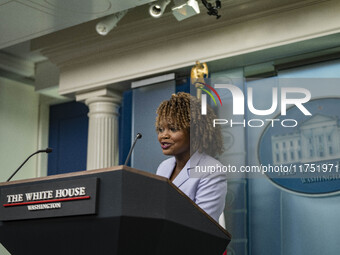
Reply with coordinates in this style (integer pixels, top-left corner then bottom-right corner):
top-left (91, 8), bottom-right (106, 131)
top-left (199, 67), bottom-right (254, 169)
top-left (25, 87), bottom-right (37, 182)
top-left (157, 120), bottom-right (190, 159)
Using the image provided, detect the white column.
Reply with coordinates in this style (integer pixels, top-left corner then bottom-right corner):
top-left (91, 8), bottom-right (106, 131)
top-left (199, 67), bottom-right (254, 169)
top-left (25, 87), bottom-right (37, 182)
top-left (77, 89), bottom-right (121, 170)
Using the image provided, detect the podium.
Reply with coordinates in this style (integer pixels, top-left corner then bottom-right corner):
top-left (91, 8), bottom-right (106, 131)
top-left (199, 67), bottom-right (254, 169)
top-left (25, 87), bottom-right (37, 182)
top-left (0, 166), bottom-right (231, 254)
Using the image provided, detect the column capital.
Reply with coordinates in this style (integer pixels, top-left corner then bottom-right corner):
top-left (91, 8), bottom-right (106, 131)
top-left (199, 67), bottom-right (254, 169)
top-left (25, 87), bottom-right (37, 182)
top-left (85, 96), bottom-right (121, 106)
top-left (76, 88), bottom-right (122, 104)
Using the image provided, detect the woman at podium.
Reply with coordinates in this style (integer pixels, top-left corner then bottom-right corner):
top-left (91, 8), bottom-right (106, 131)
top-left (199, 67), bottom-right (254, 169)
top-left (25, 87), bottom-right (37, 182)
top-left (155, 92), bottom-right (227, 222)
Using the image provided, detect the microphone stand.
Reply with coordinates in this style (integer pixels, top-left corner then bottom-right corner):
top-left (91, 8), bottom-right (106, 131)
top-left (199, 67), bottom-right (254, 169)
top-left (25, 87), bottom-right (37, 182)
top-left (7, 148), bottom-right (52, 182)
top-left (124, 133), bottom-right (142, 166)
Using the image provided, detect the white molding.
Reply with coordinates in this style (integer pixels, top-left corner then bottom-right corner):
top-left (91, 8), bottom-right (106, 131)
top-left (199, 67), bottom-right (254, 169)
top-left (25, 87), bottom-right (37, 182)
top-left (0, 51), bottom-right (34, 78)
top-left (32, 0), bottom-right (340, 96)
top-left (131, 73), bottom-right (175, 88)
top-left (76, 88), bottom-right (122, 102)
top-left (34, 0), bottom-right (328, 67)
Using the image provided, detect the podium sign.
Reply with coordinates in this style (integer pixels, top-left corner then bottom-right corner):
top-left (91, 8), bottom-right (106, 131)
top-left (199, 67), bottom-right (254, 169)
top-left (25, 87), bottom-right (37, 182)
top-left (0, 177), bottom-right (98, 221)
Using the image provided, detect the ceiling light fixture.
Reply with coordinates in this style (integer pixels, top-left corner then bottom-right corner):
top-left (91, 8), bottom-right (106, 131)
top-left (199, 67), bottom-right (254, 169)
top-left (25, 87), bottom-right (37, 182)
top-left (96, 10), bottom-right (128, 36)
top-left (172, 0), bottom-right (200, 21)
top-left (149, 0), bottom-right (171, 18)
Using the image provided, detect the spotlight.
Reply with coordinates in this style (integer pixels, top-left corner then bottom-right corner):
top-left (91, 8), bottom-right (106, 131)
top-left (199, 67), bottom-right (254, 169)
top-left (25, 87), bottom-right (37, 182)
top-left (172, 0), bottom-right (200, 21)
top-left (149, 0), bottom-right (171, 18)
top-left (96, 10), bottom-right (128, 36)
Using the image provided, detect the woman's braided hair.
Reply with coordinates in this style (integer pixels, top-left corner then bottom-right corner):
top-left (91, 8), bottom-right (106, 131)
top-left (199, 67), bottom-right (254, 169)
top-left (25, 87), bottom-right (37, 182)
top-left (155, 92), bottom-right (223, 157)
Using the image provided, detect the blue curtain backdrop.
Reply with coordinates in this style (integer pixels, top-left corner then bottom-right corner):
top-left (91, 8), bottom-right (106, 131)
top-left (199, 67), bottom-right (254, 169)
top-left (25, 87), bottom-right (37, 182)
top-left (48, 101), bottom-right (88, 175)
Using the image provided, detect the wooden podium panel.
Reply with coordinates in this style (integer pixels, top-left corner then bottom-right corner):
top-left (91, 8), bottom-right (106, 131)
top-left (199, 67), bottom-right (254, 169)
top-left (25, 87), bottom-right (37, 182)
top-left (0, 166), bottom-right (231, 255)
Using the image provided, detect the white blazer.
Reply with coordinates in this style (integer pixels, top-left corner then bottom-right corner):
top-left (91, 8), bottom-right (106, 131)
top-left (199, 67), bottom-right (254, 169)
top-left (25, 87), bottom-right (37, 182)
top-left (156, 151), bottom-right (227, 222)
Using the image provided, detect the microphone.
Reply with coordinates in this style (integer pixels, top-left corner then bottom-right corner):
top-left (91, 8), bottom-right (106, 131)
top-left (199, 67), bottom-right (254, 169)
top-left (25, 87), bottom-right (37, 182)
top-left (7, 148), bottom-right (53, 182)
top-left (124, 133), bottom-right (142, 166)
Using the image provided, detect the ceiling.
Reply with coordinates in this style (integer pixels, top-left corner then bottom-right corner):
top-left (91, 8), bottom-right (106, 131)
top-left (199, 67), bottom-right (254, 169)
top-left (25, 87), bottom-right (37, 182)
top-left (1, 0), bottom-right (311, 59)
top-left (0, 0), bottom-right (155, 50)
top-left (0, 0), bottom-right (155, 86)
